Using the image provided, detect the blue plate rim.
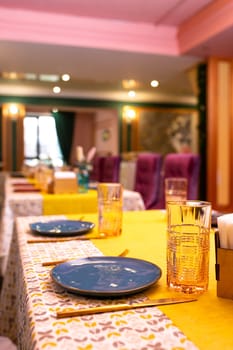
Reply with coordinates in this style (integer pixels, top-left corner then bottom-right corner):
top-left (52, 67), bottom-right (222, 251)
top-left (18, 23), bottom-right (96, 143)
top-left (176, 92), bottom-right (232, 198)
top-left (29, 219), bottom-right (95, 237)
top-left (51, 256), bottom-right (162, 296)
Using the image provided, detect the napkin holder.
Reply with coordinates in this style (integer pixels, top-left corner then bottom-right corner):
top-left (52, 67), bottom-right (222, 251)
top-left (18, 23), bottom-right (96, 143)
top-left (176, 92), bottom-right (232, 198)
top-left (53, 171), bottom-right (78, 194)
top-left (215, 230), bottom-right (233, 299)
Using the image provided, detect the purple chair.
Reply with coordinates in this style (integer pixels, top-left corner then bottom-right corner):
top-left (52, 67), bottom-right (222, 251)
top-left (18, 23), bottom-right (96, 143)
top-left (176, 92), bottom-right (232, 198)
top-left (163, 153), bottom-right (200, 200)
top-left (100, 155), bottom-right (121, 183)
top-left (89, 155), bottom-right (105, 182)
top-left (134, 153), bottom-right (162, 210)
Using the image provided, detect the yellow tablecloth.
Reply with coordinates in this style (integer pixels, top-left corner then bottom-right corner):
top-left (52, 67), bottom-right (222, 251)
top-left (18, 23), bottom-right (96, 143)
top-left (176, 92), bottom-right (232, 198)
top-left (42, 189), bottom-right (145, 215)
top-left (42, 190), bottom-right (98, 214)
top-left (68, 210), bottom-right (233, 350)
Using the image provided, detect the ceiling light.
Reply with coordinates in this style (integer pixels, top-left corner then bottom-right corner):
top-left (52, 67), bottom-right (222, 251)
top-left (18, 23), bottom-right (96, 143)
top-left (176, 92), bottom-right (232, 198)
top-left (2, 72), bottom-right (19, 80)
top-left (39, 74), bottom-right (59, 82)
top-left (122, 79), bottom-right (138, 89)
top-left (24, 73), bottom-right (37, 80)
top-left (61, 74), bottom-right (70, 82)
top-left (128, 90), bottom-right (136, 98)
top-left (150, 80), bottom-right (159, 88)
top-left (53, 86), bottom-right (61, 94)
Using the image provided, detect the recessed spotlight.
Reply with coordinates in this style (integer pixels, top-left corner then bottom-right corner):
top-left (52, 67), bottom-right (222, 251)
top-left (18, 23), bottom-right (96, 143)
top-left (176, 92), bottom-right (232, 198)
top-left (40, 74), bottom-right (59, 82)
top-left (62, 74), bottom-right (70, 82)
top-left (150, 80), bottom-right (159, 88)
top-left (24, 73), bottom-right (37, 80)
top-left (53, 86), bottom-right (61, 94)
top-left (122, 79), bottom-right (137, 89)
top-left (128, 90), bottom-right (136, 98)
top-left (3, 72), bottom-right (18, 80)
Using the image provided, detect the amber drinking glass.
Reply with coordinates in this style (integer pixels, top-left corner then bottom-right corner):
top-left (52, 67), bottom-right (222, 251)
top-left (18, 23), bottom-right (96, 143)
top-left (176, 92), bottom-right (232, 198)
top-left (97, 183), bottom-right (123, 237)
top-left (167, 200), bottom-right (211, 294)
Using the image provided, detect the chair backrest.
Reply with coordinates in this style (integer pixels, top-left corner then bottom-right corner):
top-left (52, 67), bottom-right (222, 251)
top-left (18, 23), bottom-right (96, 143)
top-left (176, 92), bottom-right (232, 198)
top-left (134, 153), bottom-right (162, 209)
top-left (163, 153), bottom-right (200, 199)
top-left (100, 155), bottom-right (121, 183)
top-left (89, 155), bottom-right (105, 182)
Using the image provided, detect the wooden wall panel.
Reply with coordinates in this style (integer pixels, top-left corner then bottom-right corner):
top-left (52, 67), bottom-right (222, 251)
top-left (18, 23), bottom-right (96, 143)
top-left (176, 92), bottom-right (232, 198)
top-left (216, 62), bottom-right (231, 206)
top-left (2, 103), bottom-right (25, 171)
top-left (207, 58), bottom-right (233, 212)
top-left (2, 112), bottom-right (13, 170)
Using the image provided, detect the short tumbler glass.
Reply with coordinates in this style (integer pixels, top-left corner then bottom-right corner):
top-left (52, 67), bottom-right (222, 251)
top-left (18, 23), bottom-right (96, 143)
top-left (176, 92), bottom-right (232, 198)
top-left (167, 200), bottom-right (212, 294)
top-left (165, 177), bottom-right (188, 203)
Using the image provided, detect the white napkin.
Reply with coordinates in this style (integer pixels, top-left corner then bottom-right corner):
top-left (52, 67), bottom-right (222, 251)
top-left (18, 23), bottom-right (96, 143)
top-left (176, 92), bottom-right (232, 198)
top-left (217, 213), bottom-right (233, 249)
top-left (54, 171), bottom-right (76, 179)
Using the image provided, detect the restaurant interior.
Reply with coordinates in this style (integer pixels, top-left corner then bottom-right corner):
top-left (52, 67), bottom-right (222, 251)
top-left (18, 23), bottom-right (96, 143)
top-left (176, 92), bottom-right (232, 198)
top-left (1, 1), bottom-right (233, 349)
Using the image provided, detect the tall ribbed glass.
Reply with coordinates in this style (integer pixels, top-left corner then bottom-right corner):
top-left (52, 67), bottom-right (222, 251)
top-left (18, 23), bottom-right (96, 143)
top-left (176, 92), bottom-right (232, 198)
top-left (97, 183), bottom-right (123, 237)
top-left (167, 200), bottom-right (211, 294)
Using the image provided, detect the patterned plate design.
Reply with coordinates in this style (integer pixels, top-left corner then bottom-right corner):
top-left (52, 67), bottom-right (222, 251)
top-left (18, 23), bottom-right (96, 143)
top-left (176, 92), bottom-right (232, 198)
top-left (51, 256), bottom-right (162, 296)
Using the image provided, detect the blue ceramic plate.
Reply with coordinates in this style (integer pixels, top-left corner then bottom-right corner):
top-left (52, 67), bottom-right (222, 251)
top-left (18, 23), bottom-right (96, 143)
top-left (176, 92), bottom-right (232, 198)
top-left (30, 220), bottom-right (95, 237)
top-left (51, 256), bottom-right (162, 296)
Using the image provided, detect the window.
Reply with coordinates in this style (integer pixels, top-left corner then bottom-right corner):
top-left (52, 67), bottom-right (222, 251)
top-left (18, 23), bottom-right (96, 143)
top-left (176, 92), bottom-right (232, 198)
top-left (24, 114), bottom-right (63, 166)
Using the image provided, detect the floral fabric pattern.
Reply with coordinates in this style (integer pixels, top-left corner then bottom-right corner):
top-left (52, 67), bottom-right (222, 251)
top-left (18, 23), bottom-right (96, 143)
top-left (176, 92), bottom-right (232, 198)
top-left (0, 216), bottom-right (198, 350)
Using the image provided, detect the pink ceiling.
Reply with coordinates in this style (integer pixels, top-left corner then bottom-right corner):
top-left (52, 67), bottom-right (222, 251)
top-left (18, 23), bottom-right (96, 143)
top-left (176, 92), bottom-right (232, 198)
top-left (1, 0), bottom-right (233, 103)
top-left (0, 0), bottom-right (213, 25)
top-left (1, 0), bottom-right (233, 58)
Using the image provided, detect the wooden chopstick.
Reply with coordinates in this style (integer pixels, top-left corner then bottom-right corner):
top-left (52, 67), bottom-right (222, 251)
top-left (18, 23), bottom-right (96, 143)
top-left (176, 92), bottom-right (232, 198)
top-left (42, 259), bottom-right (71, 266)
top-left (27, 234), bottom-right (104, 243)
top-left (118, 248), bottom-right (129, 257)
top-left (56, 297), bottom-right (197, 318)
top-left (42, 249), bottom-right (130, 266)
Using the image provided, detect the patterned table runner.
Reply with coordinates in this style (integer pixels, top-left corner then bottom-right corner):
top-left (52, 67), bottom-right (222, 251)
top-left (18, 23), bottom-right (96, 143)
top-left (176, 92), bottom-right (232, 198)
top-left (0, 215), bottom-right (198, 350)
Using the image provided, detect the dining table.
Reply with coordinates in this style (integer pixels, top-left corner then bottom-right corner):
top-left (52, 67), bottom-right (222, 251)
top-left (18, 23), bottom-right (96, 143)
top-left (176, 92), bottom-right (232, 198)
top-left (5, 176), bottom-right (145, 215)
top-left (0, 210), bottom-right (233, 350)
top-left (0, 176), bottom-right (145, 276)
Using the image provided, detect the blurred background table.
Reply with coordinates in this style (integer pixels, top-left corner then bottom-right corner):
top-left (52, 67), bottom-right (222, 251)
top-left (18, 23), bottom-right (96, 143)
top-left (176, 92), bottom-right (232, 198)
top-left (0, 176), bottom-right (145, 276)
top-left (119, 160), bottom-right (137, 191)
top-left (5, 176), bottom-right (145, 215)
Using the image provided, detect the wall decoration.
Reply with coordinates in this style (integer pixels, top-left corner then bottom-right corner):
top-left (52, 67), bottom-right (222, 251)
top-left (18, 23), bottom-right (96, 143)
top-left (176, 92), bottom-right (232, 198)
top-left (102, 128), bottom-right (111, 141)
top-left (137, 109), bottom-right (198, 155)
